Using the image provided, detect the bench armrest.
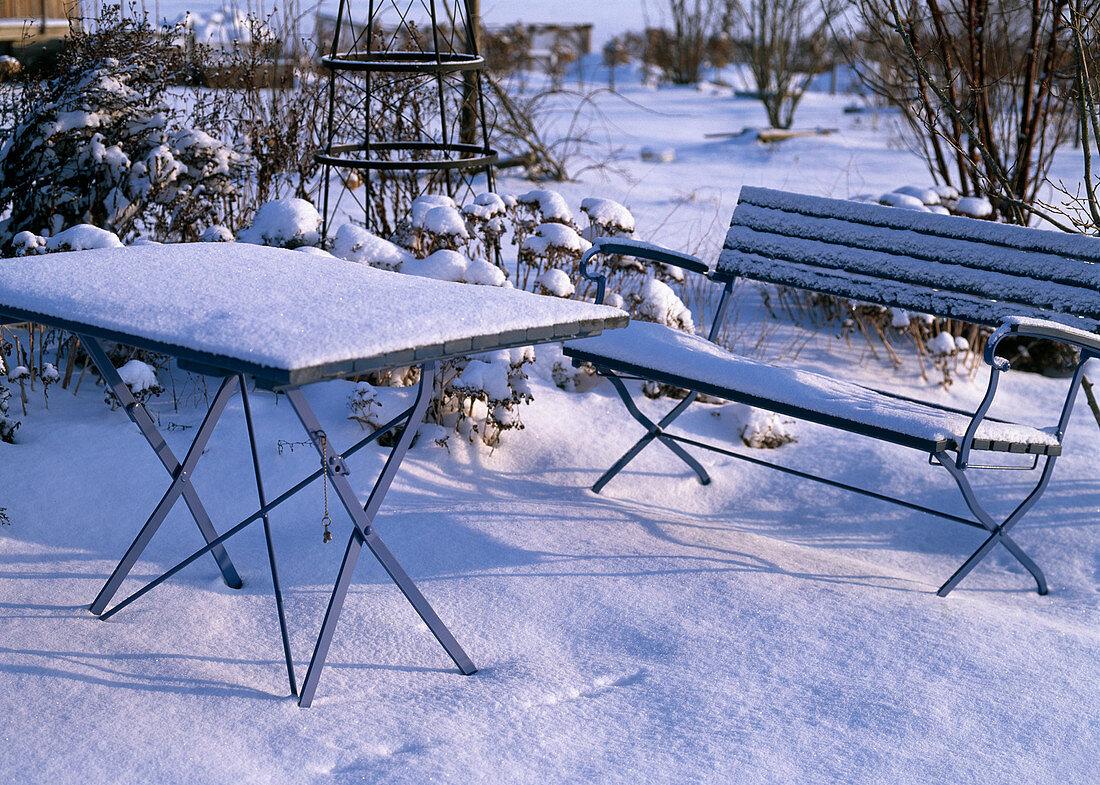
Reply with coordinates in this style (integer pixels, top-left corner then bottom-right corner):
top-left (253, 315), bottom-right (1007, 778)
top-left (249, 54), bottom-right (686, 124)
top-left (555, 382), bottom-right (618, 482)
top-left (958, 316), bottom-right (1098, 469)
top-left (985, 316), bottom-right (1100, 367)
top-left (579, 237), bottom-right (709, 304)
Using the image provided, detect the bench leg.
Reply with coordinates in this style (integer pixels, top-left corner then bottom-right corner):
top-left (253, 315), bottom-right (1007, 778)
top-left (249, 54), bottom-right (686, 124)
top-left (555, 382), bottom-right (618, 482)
top-left (592, 371), bottom-right (711, 493)
top-left (933, 451), bottom-right (1053, 596)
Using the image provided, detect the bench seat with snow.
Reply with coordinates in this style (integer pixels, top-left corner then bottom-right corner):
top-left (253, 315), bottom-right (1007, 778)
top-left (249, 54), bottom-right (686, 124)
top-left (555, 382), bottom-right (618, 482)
top-left (563, 186), bottom-right (1100, 597)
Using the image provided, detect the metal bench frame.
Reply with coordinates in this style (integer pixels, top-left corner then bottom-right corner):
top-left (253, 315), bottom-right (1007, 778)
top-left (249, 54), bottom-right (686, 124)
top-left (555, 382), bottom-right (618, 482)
top-left (564, 195), bottom-right (1100, 597)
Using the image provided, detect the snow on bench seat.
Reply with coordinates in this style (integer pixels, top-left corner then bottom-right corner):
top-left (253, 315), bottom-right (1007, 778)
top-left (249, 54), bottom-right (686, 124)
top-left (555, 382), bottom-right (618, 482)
top-left (566, 321), bottom-right (1061, 456)
top-left (0, 243), bottom-right (628, 386)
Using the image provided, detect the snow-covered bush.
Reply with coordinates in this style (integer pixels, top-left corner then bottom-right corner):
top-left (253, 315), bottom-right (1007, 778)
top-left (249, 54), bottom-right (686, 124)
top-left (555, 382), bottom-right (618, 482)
top-left (0, 11), bottom-right (245, 249)
top-left (443, 347), bottom-right (535, 447)
top-left (331, 224), bottom-right (412, 271)
top-left (330, 188), bottom-right (710, 443)
top-left (630, 278), bottom-right (695, 333)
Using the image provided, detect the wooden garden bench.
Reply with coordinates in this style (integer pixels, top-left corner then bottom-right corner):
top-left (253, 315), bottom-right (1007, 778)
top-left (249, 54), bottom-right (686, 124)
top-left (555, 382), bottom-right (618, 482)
top-left (563, 186), bottom-right (1100, 597)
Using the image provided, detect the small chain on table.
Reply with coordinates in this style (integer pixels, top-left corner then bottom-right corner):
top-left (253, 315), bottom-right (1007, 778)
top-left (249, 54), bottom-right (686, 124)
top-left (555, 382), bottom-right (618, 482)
top-left (320, 433), bottom-right (333, 543)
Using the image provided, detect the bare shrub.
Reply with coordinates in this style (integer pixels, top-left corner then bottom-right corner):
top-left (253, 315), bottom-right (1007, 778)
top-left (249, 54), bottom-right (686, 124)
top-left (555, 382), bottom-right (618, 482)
top-left (730, 0), bottom-right (844, 129)
top-left (849, 0), bottom-right (1083, 224)
top-left (645, 1), bottom-right (734, 84)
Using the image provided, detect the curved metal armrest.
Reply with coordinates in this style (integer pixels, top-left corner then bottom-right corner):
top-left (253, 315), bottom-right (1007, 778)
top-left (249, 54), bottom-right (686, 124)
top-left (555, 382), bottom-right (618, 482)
top-left (959, 316), bottom-right (1098, 469)
top-left (579, 237), bottom-right (709, 304)
top-left (985, 316), bottom-right (1100, 366)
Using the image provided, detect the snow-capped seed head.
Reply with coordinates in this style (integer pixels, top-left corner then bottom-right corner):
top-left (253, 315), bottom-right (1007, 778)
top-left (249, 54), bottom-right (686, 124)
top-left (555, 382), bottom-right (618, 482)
top-left (928, 332), bottom-right (958, 356)
top-left (410, 194), bottom-right (457, 228)
top-left (580, 197), bottom-right (635, 233)
top-left (536, 268), bottom-right (576, 298)
top-left (7, 366), bottom-right (30, 383)
top-left (201, 225), bottom-right (234, 242)
top-left (463, 192), bottom-right (507, 221)
top-left (522, 223), bottom-right (592, 255)
top-left (516, 190), bottom-right (573, 223)
top-left (331, 224), bottom-right (412, 271)
top-left (889, 308), bottom-right (911, 329)
top-left (118, 359), bottom-right (162, 394)
top-left (39, 363), bottom-right (61, 384)
top-left (423, 205), bottom-right (469, 239)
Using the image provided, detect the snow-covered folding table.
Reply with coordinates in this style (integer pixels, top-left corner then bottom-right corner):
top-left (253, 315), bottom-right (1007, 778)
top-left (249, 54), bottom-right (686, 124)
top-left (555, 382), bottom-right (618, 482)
top-left (0, 242), bottom-right (627, 707)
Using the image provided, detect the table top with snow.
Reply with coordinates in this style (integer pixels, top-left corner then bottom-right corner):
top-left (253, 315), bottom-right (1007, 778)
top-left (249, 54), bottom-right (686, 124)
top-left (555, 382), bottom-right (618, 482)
top-left (0, 243), bottom-right (627, 386)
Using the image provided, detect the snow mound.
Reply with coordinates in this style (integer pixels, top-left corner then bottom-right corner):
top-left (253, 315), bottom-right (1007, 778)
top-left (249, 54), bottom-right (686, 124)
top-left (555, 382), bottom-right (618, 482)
top-left (238, 199), bottom-right (322, 248)
top-left (955, 197), bottom-right (993, 218)
top-left (200, 225), bottom-right (234, 243)
top-left (892, 186), bottom-right (940, 205)
top-left (878, 192), bottom-right (928, 211)
top-left (402, 250), bottom-right (506, 286)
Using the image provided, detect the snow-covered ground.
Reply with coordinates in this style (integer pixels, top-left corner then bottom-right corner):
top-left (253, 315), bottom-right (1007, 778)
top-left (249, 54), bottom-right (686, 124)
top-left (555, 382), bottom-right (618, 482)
top-left (2, 72), bottom-right (1099, 783)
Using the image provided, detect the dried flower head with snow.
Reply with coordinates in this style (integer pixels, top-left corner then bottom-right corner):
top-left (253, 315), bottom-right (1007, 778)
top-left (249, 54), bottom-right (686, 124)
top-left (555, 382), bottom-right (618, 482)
top-left (331, 224), bottom-right (412, 272)
top-left (237, 198), bottom-right (322, 249)
top-left (105, 359), bottom-right (164, 409)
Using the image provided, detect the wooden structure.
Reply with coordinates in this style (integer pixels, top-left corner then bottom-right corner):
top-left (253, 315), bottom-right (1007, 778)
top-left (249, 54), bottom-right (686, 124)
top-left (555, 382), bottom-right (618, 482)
top-left (0, 0), bottom-right (72, 42)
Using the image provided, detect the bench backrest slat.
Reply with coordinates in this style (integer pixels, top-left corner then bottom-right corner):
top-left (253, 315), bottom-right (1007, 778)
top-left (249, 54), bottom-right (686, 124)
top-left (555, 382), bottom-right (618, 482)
top-left (719, 187), bottom-right (1100, 332)
top-left (725, 226), bottom-right (1100, 319)
top-left (730, 251), bottom-right (1100, 332)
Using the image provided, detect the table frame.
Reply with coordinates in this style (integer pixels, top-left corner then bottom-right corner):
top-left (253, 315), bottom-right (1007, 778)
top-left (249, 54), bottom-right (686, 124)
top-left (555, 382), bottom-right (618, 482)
top-left (68, 333), bottom-right (473, 707)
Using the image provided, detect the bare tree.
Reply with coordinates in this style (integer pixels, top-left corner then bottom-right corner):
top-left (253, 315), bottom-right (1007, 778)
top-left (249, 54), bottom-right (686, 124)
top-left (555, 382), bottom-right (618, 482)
top-left (731, 0), bottom-right (844, 129)
top-left (850, 0), bottom-right (1085, 224)
top-left (646, 0), bottom-right (733, 84)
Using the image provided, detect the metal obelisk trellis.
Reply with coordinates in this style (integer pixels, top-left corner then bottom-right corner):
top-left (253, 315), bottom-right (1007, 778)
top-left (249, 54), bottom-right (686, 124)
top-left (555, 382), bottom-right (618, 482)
top-left (316, 0), bottom-right (498, 239)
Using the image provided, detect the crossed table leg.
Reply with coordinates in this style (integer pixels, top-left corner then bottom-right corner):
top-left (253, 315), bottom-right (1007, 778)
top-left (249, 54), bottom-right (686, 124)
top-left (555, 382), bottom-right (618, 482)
top-left (87, 354), bottom-right (474, 706)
